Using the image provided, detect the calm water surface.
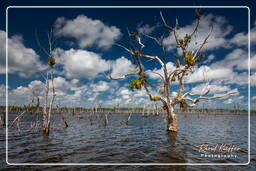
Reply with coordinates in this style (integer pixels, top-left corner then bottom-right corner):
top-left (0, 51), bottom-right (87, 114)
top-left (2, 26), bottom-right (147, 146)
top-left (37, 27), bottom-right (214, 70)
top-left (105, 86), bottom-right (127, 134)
top-left (0, 113), bottom-right (255, 170)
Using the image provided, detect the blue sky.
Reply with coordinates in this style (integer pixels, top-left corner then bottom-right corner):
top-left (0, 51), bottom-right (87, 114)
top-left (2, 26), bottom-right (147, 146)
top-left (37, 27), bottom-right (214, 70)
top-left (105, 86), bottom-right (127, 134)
top-left (0, 4), bottom-right (255, 110)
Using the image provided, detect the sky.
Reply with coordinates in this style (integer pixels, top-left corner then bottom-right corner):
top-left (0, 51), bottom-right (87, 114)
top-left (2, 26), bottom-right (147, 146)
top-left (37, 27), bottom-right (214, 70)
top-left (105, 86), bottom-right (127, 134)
top-left (0, 5), bottom-right (255, 110)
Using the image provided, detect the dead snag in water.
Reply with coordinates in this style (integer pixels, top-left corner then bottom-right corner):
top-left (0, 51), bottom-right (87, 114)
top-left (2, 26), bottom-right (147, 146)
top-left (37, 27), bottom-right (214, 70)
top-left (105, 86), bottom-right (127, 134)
top-left (9, 111), bottom-right (26, 133)
top-left (36, 28), bottom-right (57, 136)
top-left (104, 113), bottom-right (109, 127)
top-left (62, 116), bottom-right (69, 128)
top-left (121, 113), bottom-right (132, 125)
top-left (0, 113), bottom-right (5, 127)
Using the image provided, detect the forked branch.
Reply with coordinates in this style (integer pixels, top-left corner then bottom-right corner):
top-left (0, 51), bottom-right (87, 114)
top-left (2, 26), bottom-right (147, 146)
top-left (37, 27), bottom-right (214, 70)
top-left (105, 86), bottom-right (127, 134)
top-left (183, 90), bottom-right (237, 107)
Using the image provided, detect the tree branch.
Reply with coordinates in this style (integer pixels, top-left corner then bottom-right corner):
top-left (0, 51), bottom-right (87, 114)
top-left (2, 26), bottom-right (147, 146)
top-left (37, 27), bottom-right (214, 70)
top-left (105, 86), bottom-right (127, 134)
top-left (145, 70), bottom-right (164, 81)
top-left (141, 33), bottom-right (161, 46)
top-left (9, 111), bottom-right (26, 128)
top-left (105, 72), bottom-right (138, 80)
top-left (193, 25), bottom-right (213, 58)
top-left (183, 90), bottom-right (237, 107)
top-left (160, 11), bottom-right (173, 31)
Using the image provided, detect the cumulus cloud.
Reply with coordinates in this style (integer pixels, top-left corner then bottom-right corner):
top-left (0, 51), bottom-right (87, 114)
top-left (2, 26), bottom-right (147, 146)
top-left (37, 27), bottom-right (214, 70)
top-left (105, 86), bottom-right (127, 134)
top-left (0, 30), bottom-right (45, 77)
top-left (251, 72), bottom-right (256, 87)
top-left (191, 83), bottom-right (231, 95)
top-left (112, 86), bottom-right (149, 107)
top-left (54, 48), bottom-right (110, 79)
top-left (163, 14), bottom-right (233, 51)
top-left (223, 95), bottom-right (244, 105)
top-left (137, 23), bottom-right (157, 34)
top-left (186, 66), bottom-right (234, 83)
top-left (185, 47), bottom-right (251, 85)
top-left (250, 54), bottom-right (256, 70)
top-left (54, 48), bottom-right (137, 80)
top-left (4, 76), bottom-right (118, 107)
top-left (210, 49), bottom-right (248, 70)
top-left (91, 81), bottom-right (110, 92)
top-left (54, 15), bottom-right (121, 49)
top-left (110, 56), bottom-right (135, 78)
top-left (0, 84), bottom-right (6, 105)
top-left (230, 27), bottom-right (256, 47)
top-left (203, 54), bottom-right (215, 64)
top-left (147, 62), bottom-right (176, 80)
top-left (252, 96), bottom-right (256, 101)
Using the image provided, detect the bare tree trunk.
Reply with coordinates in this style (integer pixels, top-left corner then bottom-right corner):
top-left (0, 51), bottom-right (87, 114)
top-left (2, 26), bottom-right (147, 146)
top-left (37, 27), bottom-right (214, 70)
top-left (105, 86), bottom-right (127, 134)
top-left (43, 73), bottom-right (49, 136)
top-left (46, 70), bottom-right (56, 135)
top-left (104, 113), bottom-right (108, 127)
top-left (166, 105), bottom-right (177, 132)
top-left (42, 70), bottom-right (56, 136)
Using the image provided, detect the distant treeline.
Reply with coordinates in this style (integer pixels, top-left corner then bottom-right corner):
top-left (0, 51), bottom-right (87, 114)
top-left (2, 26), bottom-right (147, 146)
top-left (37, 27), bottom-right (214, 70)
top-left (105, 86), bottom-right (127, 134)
top-left (0, 106), bottom-right (253, 115)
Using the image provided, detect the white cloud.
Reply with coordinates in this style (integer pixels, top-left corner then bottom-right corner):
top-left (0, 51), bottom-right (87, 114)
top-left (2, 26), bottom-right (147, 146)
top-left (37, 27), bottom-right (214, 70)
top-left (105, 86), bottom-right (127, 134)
top-left (191, 83), bottom-right (231, 95)
top-left (224, 72), bottom-right (248, 86)
top-left (0, 84), bottom-right (5, 97)
top-left (28, 80), bottom-right (44, 96)
top-left (186, 65), bottom-right (234, 83)
top-left (54, 15), bottom-right (121, 49)
top-left (137, 23), bottom-right (156, 34)
top-left (210, 49), bottom-right (248, 70)
top-left (0, 84), bottom-right (6, 105)
top-left (111, 86), bottom-right (150, 107)
top-left (224, 98), bottom-right (233, 104)
top-left (203, 54), bottom-right (215, 64)
top-left (250, 54), bottom-right (256, 70)
top-left (110, 56), bottom-right (135, 78)
top-left (54, 48), bottom-right (110, 79)
top-left (0, 30), bottom-right (45, 77)
top-left (147, 62), bottom-right (176, 80)
top-left (91, 81), bottom-right (110, 92)
top-left (4, 76), bottom-right (117, 107)
top-left (8, 86), bottom-right (32, 106)
top-left (184, 48), bottom-right (250, 86)
top-left (224, 95), bottom-right (244, 104)
top-left (163, 14), bottom-right (233, 51)
top-left (119, 87), bottom-right (132, 100)
top-left (230, 27), bottom-right (256, 47)
top-left (252, 96), bottom-right (256, 101)
top-left (251, 72), bottom-right (256, 87)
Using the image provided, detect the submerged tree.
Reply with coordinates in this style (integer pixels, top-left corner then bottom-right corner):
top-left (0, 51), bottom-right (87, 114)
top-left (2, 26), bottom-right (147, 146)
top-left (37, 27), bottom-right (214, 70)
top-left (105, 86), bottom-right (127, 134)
top-left (108, 10), bottom-right (236, 132)
top-left (36, 29), bottom-right (57, 136)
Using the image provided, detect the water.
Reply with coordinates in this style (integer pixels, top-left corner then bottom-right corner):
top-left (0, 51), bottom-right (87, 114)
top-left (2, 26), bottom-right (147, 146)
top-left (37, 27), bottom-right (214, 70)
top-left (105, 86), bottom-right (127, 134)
top-left (0, 113), bottom-right (255, 170)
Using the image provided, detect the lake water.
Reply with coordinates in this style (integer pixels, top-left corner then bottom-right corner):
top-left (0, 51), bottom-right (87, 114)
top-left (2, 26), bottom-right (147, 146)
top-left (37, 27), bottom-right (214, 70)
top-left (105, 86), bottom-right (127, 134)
top-left (0, 113), bottom-right (255, 170)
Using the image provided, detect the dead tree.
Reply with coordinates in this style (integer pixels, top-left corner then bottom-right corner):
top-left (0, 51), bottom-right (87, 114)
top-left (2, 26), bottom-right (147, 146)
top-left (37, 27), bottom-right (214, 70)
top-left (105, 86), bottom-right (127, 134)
top-left (62, 116), bottom-right (69, 128)
top-left (107, 10), bottom-right (236, 133)
top-left (36, 28), bottom-right (57, 136)
top-left (104, 113), bottom-right (109, 127)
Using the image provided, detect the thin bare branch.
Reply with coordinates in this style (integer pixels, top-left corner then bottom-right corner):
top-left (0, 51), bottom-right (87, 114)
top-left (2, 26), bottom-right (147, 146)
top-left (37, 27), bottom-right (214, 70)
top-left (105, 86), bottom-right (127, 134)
top-left (190, 18), bottom-right (200, 38)
top-left (105, 72), bottom-right (138, 80)
top-left (141, 33), bottom-right (161, 46)
top-left (183, 90), bottom-right (237, 106)
top-left (35, 30), bottom-right (50, 57)
top-left (140, 54), bottom-right (164, 67)
top-left (115, 43), bottom-right (133, 54)
top-left (145, 70), bottom-right (164, 80)
top-left (181, 89), bottom-right (210, 98)
top-left (167, 67), bottom-right (190, 81)
top-left (193, 25), bottom-right (213, 58)
top-left (9, 111), bottom-right (26, 128)
top-left (160, 11), bottom-right (173, 31)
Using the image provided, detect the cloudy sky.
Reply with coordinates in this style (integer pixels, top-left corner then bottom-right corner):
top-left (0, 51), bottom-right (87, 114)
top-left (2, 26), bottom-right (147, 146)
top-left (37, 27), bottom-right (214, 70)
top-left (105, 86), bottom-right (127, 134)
top-left (0, 7), bottom-right (255, 109)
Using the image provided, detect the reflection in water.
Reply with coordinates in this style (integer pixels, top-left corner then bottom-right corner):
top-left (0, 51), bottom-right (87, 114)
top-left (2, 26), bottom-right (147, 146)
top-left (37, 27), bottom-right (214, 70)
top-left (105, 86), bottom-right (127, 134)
top-left (0, 113), bottom-right (254, 170)
top-left (155, 131), bottom-right (186, 164)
